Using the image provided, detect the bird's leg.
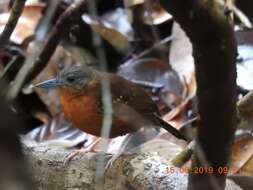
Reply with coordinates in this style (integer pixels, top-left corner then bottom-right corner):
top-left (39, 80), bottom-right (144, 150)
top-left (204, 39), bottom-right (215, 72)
top-left (105, 134), bottom-right (133, 170)
top-left (105, 128), bottom-right (159, 170)
top-left (64, 137), bottom-right (101, 165)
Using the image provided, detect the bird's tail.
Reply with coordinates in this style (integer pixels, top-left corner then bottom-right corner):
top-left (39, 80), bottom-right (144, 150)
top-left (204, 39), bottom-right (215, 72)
top-left (154, 113), bottom-right (187, 140)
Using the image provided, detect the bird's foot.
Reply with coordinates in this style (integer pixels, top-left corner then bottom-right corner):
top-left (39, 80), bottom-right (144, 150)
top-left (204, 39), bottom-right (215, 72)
top-left (64, 137), bottom-right (101, 165)
top-left (63, 148), bottom-right (89, 165)
top-left (104, 133), bottom-right (136, 170)
top-left (105, 152), bottom-right (129, 171)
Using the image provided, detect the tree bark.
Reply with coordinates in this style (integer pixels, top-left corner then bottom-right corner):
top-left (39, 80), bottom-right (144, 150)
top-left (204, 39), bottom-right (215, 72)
top-left (22, 138), bottom-right (244, 190)
top-left (159, 0), bottom-right (237, 189)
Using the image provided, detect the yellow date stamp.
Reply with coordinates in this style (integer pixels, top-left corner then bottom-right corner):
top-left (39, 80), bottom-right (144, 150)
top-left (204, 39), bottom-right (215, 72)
top-left (165, 166), bottom-right (237, 174)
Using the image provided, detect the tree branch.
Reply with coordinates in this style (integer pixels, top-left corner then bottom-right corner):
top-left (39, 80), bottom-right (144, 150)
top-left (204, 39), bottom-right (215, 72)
top-left (159, 0), bottom-right (237, 189)
top-left (22, 139), bottom-right (244, 190)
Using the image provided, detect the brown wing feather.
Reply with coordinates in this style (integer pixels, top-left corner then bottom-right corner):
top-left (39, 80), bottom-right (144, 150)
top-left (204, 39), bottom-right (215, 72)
top-left (107, 73), bottom-right (159, 116)
top-left (95, 72), bottom-right (186, 139)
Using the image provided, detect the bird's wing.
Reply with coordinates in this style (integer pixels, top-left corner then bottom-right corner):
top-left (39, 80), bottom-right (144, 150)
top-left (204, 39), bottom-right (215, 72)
top-left (107, 73), bottom-right (159, 117)
top-left (95, 72), bottom-right (186, 140)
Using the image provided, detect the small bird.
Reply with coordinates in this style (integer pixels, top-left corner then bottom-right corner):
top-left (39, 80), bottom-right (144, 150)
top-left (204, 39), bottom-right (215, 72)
top-left (35, 65), bottom-right (186, 141)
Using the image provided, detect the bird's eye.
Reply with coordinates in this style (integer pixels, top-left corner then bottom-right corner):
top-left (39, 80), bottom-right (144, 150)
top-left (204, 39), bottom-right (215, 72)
top-left (66, 76), bottom-right (75, 83)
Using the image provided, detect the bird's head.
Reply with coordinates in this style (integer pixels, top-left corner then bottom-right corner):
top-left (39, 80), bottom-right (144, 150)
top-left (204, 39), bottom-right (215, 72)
top-left (35, 65), bottom-right (94, 90)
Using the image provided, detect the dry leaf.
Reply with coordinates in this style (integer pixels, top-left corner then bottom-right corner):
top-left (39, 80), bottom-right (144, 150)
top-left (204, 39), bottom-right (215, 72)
top-left (237, 155), bottom-right (253, 176)
top-left (123, 0), bottom-right (144, 7)
top-left (118, 57), bottom-right (183, 111)
top-left (82, 13), bottom-right (130, 52)
top-left (0, 2), bottom-right (44, 44)
top-left (236, 30), bottom-right (253, 90)
top-left (169, 22), bottom-right (196, 99)
top-left (230, 135), bottom-right (253, 174)
top-left (101, 8), bottom-right (133, 39)
top-left (143, 1), bottom-right (172, 25)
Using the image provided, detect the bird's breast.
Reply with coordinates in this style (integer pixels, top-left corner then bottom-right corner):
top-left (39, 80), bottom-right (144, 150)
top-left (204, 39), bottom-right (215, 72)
top-left (59, 89), bottom-right (103, 136)
top-left (59, 88), bottom-right (142, 138)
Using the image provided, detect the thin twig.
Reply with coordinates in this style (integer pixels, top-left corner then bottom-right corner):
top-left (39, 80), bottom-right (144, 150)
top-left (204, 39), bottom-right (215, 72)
top-left (87, 1), bottom-right (113, 190)
top-left (36, 0), bottom-right (61, 41)
top-left (131, 35), bottom-right (173, 61)
top-left (7, 0), bottom-right (88, 101)
top-left (0, 0), bottom-right (27, 50)
top-left (0, 56), bottom-right (18, 79)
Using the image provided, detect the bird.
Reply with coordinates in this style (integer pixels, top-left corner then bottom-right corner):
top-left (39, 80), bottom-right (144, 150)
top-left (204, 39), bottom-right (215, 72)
top-left (35, 65), bottom-right (186, 141)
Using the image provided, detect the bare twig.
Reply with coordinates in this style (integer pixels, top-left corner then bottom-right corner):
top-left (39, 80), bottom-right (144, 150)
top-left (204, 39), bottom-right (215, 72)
top-left (36, 0), bottom-right (61, 41)
top-left (131, 35), bottom-right (173, 61)
top-left (87, 1), bottom-right (113, 189)
top-left (0, 56), bottom-right (18, 79)
top-left (0, 0), bottom-right (26, 50)
top-left (7, 0), bottom-right (88, 101)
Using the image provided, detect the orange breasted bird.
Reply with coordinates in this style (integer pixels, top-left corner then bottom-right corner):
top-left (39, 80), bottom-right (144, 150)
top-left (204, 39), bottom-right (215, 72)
top-left (35, 65), bottom-right (186, 140)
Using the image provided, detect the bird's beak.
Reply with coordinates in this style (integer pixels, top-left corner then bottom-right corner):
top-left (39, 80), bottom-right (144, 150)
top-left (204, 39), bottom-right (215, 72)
top-left (34, 78), bottom-right (61, 89)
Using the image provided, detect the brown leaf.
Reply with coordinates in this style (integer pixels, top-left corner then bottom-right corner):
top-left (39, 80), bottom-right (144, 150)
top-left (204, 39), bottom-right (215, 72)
top-left (169, 22), bottom-right (196, 99)
top-left (230, 135), bottom-right (253, 174)
top-left (0, 2), bottom-right (44, 44)
top-left (118, 57), bottom-right (183, 111)
top-left (82, 13), bottom-right (130, 52)
top-left (143, 1), bottom-right (172, 25)
top-left (237, 155), bottom-right (253, 176)
top-left (236, 30), bottom-right (253, 90)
